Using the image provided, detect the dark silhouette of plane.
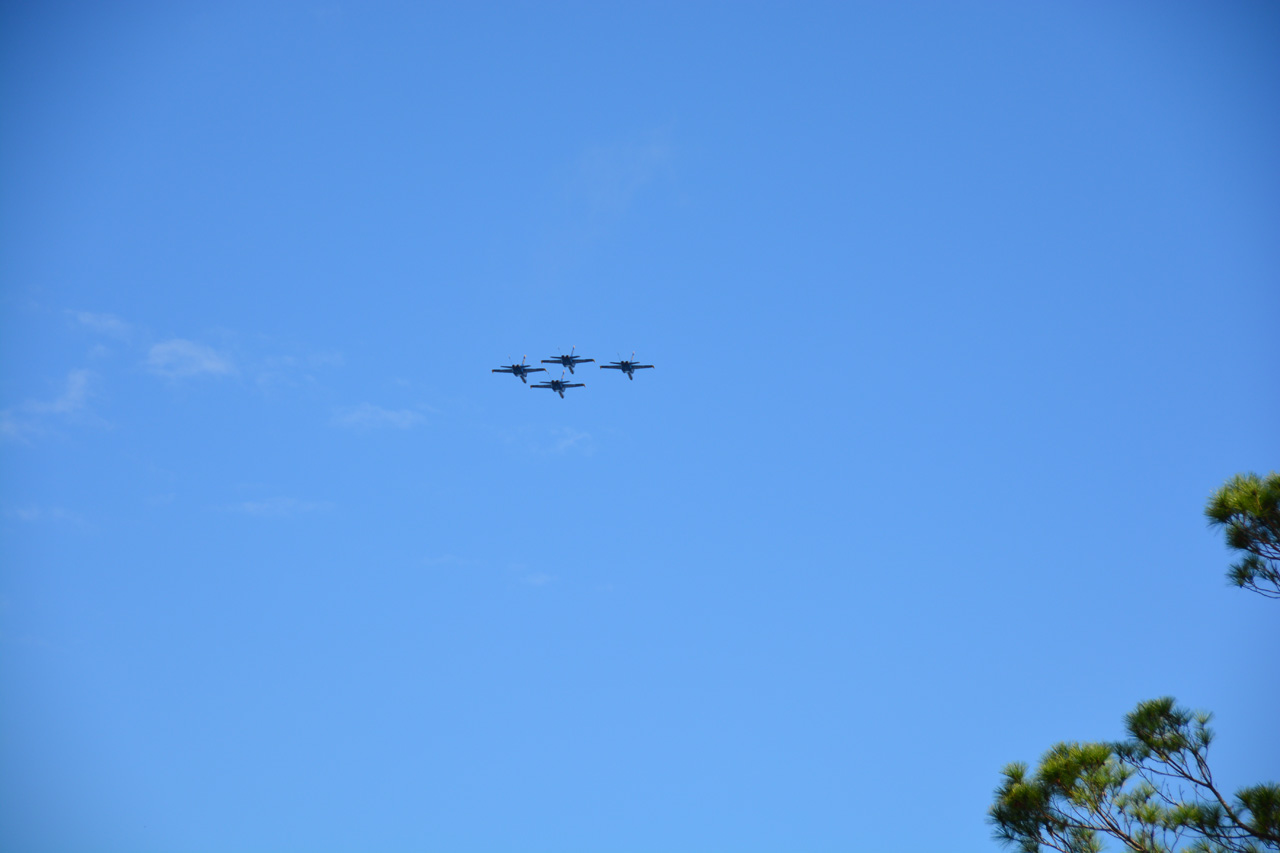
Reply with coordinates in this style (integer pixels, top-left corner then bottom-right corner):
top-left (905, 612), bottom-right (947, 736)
top-left (541, 346), bottom-right (595, 375)
top-left (600, 352), bottom-right (655, 380)
top-left (531, 372), bottom-right (585, 399)
top-left (492, 357), bottom-right (547, 384)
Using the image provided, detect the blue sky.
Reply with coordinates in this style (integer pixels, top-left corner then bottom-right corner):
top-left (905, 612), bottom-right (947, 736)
top-left (2, 3), bottom-right (1278, 851)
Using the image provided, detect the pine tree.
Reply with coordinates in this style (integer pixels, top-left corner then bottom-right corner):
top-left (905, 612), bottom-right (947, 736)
top-left (989, 474), bottom-right (1280, 852)
top-left (990, 698), bottom-right (1280, 853)
top-left (1205, 472), bottom-right (1280, 599)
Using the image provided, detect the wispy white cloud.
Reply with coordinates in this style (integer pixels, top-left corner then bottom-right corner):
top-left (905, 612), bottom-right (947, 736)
top-left (332, 403), bottom-right (426, 429)
top-left (423, 554), bottom-right (475, 568)
top-left (73, 311), bottom-right (132, 339)
top-left (551, 427), bottom-right (593, 454)
top-left (488, 424), bottom-right (597, 455)
top-left (7, 506), bottom-right (84, 524)
top-left (536, 130), bottom-right (676, 274)
top-left (24, 370), bottom-right (91, 415)
top-left (76, 315), bottom-right (335, 387)
top-left (502, 561), bottom-right (556, 587)
top-left (575, 133), bottom-right (674, 217)
top-left (1, 370), bottom-right (93, 441)
top-left (256, 350), bottom-right (344, 390)
top-left (0, 412), bottom-right (20, 441)
top-left (230, 497), bottom-right (333, 517)
top-left (146, 339), bottom-right (235, 378)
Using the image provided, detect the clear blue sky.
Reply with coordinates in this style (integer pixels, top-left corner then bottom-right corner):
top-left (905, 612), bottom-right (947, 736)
top-left (2, 3), bottom-right (1277, 851)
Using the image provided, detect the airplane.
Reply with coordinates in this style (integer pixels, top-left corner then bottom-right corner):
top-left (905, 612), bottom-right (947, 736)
top-left (531, 372), bottom-right (585, 399)
top-left (492, 356), bottom-right (547, 384)
top-left (599, 352), bottom-right (655, 380)
top-left (541, 346), bottom-right (595, 375)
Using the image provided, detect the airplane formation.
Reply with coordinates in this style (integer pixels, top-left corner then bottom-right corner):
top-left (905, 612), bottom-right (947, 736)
top-left (492, 347), bottom-right (654, 398)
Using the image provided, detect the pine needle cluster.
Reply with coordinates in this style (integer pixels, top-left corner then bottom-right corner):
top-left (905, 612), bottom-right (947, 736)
top-left (1205, 473), bottom-right (1280, 599)
top-left (990, 699), bottom-right (1280, 853)
top-left (990, 473), bottom-right (1280, 852)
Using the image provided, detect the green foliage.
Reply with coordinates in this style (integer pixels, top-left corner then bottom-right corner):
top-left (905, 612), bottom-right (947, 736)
top-left (991, 475), bottom-right (1280, 851)
top-left (990, 699), bottom-right (1280, 853)
top-left (1206, 473), bottom-right (1280, 599)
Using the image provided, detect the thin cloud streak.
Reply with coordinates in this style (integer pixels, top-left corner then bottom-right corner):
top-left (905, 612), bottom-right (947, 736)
top-left (1, 370), bottom-right (93, 441)
top-left (537, 130), bottom-right (676, 274)
top-left (423, 554), bottom-right (477, 568)
top-left (7, 506), bottom-right (84, 524)
top-left (23, 370), bottom-right (91, 415)
top-left (73, 311), bottom-right (132, 339)
top-left (256, 350), bottom-right (344, 390)
top-left (552, 427), bottom-right (592, 453)
top-left (146, 339), bottom-right (235, 378)
top-left (575, 134), bottom-right (674, 218)
top-left (231, 498), bottom-right (334, 517)
top-left (332, 403), bottom-right (426, 429)
top-left (66, 312), bottom-right (343, 397)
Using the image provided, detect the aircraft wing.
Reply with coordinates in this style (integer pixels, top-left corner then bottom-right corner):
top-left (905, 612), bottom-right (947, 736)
top-left (531, 383), bottom-right (553, 389)
top-left (599, 364), bottom-right (622, 369)
top-left (635, 364), bottom-right (654, 369)
top-left (573, 357), bottom-right (595, 363)
top-left (565, 383), bottom-right (585, 389)
top-left (528, 366), bottom-right (547, 373)
top-left (540, 359), bottom-right (559, 364)
top-left (492, 367), bottom-right (514, 373)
